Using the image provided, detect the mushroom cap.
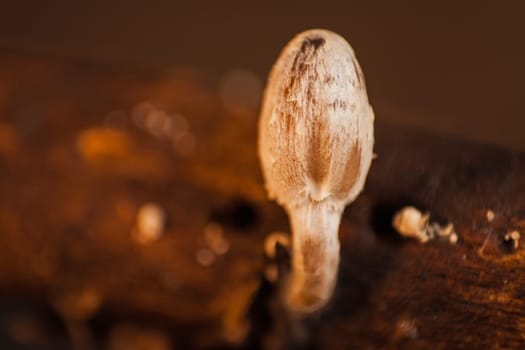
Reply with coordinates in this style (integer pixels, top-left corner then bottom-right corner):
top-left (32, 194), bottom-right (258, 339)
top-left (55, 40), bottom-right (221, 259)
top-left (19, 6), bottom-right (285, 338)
top-left (258, 29), bottom-right (374, 212)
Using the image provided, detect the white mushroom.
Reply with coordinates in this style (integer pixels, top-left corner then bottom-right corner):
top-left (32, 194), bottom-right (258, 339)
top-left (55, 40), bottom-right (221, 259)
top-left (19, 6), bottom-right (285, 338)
top-left (258, 29), bottom-right (375, 313)
top-left (392, 206), bottom-right (430, 243)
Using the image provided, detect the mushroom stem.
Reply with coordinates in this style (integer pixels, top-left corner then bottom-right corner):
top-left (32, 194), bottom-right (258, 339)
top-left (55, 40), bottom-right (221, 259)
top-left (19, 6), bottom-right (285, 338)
top-left (285, 200), bottom-right (342, 314)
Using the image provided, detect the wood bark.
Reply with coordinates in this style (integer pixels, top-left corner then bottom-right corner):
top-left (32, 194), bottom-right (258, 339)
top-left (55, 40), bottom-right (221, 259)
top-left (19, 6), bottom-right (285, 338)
top-left (0, 53), bottom-right (524, 349)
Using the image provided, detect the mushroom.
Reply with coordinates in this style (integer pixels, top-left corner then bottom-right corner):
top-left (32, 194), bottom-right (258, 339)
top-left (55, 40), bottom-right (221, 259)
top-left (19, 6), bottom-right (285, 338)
top-left (258, 29), bottom-right (375, 313)
top-left (392, 206), bottom-right (430, 243)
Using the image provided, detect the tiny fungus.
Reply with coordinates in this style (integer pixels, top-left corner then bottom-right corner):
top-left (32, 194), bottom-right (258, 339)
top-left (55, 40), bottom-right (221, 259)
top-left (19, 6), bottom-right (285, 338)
top-left (504, 230), bottom-right (520, 250)
top-left (258, 29), bottom-right (375, 313)
top-left (264, 231), bottom-right (290, 260)
top-left (393, 206), bottom-right (458, 244)
top-left (392, 206), bottom-right (430, 243)
top-left (263, 232), bottom-right (291, 283)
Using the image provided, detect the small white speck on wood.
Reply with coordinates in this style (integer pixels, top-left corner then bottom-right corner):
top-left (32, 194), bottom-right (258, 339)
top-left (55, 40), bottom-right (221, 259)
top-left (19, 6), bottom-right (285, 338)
top-left (392, 206), bottom-right (430, 243)
top-left (263, 231), bottom-right (290, 259)
top-left (504, 230), bottom-right (520, 249)
top-left (486, 210), bottom-right (495, 223)
top-left (133, 203), bottom-right (166, 244)
top-left (258, 29), bottom-right (375, 314)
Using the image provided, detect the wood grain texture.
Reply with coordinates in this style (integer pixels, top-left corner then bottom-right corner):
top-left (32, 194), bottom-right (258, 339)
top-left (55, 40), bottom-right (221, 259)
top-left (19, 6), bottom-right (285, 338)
top-left (0, 53), bottom-right (525, 349)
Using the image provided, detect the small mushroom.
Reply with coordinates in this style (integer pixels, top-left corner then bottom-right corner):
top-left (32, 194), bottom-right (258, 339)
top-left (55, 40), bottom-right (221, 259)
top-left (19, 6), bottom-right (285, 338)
top-left (504, 230), bottom-right (520, 250)
top-left (258, 29), bottom-right (374, 313)
top-left (392, 206), bottom-right (430, 243)
top-left (263, 232), bottom-right (290, 259)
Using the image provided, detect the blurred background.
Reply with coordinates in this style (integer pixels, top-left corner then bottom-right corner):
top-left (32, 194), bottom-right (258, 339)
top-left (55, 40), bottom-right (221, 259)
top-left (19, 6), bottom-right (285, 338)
top-left (0, 0), bottom-right (524, 150)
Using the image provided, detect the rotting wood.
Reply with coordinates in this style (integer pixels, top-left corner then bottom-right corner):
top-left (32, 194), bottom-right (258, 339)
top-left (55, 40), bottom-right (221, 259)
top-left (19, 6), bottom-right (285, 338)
top-left (0, 53), bottom-right (525, 349)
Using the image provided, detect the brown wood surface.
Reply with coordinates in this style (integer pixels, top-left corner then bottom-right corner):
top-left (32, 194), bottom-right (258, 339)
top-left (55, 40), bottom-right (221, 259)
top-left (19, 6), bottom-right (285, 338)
top-left (1, 53), bottom-right (525, 349)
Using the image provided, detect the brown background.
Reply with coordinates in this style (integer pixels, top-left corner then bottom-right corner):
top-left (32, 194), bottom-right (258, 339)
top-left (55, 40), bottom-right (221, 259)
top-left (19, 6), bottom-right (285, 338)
top-left (0, 0), bottom-right (524, 150)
